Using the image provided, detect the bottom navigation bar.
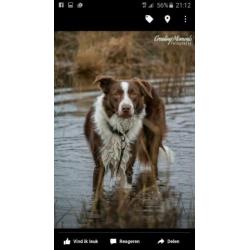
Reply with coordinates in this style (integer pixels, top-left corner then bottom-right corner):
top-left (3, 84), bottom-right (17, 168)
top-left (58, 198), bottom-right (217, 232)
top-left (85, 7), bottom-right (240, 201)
top-left (55, 229), bottom-right (194, 249)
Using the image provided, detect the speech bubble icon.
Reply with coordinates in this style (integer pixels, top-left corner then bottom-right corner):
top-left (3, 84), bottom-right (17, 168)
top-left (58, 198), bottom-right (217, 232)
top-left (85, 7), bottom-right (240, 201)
top-left (110, 238), bottom-right (117, 244)
top-left (165, 15), bottom-right (171, 23)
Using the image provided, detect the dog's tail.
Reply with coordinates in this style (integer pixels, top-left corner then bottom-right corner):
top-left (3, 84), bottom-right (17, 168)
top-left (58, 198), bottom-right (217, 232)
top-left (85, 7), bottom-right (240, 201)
top-left (159, 144), bottom-right (175, 164)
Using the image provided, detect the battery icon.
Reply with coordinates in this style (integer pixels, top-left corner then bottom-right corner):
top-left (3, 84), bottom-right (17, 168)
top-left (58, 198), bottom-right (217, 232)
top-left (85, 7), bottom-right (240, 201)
top-left (169, 2), bottom-right (174, 8)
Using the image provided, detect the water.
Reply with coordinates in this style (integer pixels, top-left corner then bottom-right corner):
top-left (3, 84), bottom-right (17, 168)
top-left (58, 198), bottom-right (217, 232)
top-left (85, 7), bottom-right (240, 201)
top-left (54, 77), bottom-right (195, 228)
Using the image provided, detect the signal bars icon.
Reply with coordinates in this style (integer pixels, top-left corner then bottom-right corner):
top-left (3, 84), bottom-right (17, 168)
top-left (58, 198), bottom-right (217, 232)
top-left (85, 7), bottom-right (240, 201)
top-left (142, 2), bottom-right (174, 9)
top-left (148, 3), bottom-right (154, 8)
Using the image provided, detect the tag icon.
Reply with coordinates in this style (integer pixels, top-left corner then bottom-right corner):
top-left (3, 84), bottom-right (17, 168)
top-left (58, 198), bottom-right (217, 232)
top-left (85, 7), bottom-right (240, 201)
top-left (164, 15), bottom-right (171, 23)
top-left (145, 15), bottom-right (154, 23)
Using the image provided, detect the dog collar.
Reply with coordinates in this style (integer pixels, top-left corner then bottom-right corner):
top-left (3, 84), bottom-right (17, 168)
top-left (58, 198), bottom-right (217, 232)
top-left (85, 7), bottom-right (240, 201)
top-left (106, 122), bottom-right (129, 137)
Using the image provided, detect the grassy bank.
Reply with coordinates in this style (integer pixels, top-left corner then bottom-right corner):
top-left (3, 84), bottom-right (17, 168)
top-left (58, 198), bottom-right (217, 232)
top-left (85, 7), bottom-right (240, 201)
top-left (55, 31), bottom-right (195, 91)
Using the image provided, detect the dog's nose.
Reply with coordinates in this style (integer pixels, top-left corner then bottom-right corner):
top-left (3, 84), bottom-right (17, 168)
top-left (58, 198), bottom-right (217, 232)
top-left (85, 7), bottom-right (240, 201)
top-left (122, 104), bottom-right (131, 113)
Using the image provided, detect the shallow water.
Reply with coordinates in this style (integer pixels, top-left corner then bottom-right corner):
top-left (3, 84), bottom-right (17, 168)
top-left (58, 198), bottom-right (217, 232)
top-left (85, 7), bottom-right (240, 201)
top-left (54, 74), bottom-right (195, 228)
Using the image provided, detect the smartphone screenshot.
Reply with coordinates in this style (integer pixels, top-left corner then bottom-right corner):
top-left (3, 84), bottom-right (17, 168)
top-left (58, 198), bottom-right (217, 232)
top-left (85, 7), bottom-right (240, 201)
top-left (54, 0), bottom-right (195, 249)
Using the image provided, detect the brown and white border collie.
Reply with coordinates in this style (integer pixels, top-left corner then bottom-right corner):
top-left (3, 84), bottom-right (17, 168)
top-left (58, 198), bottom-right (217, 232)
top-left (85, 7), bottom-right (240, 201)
top-left (84, 76), bottom-right (171, 192)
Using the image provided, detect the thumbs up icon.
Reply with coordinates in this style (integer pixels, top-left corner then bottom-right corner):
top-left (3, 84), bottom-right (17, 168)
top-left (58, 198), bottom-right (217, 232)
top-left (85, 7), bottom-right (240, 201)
top-left (63, 238), bottom-right (71, 245)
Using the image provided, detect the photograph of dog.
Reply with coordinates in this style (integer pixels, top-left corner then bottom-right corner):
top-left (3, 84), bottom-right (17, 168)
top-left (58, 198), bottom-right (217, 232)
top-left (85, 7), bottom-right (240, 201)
top-left (84, 75), bottom-right (172, 195)
top-left (55, 31), bottom-right (194, 228)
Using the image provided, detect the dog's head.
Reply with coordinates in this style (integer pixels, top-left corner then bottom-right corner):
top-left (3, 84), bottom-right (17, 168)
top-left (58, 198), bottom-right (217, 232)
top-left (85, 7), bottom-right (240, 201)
top-left (94, 76), bottom-right (152, 118)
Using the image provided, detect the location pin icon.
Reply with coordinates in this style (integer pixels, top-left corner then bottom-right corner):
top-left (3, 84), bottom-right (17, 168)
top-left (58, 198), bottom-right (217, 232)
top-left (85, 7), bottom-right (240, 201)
top-left (165, 15), bottom-right (171, 23)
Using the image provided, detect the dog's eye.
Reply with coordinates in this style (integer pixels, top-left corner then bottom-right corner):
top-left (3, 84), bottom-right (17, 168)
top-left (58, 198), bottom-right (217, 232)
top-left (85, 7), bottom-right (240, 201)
top-left (130, 92), bottom-right (138, 98)
top-left (112, 92), bottom-right (122, 101)
top-left (112, 92), bottom-right (121, 97)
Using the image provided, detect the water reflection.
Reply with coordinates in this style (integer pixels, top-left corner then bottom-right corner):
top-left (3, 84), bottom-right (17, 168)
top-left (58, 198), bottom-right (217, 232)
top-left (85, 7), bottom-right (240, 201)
top-left (77, 171), bottom-right (182, 229)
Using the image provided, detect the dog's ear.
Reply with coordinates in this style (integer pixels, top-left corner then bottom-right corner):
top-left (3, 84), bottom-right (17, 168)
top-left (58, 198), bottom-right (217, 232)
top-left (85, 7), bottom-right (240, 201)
top-left (94, 75), bottom-right (115, 94)
top-left (133, 78), bottom-right (153, 99)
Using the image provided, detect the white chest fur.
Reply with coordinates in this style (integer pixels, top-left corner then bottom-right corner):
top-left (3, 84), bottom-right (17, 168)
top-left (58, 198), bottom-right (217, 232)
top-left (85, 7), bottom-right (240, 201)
top-left (92, 95), bottom-right (145, 176)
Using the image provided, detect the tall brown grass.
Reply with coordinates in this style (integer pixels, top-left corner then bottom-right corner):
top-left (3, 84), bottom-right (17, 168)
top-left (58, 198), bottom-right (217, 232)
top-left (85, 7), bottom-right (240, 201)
top-left (54, 31), bottom-right (195, 91)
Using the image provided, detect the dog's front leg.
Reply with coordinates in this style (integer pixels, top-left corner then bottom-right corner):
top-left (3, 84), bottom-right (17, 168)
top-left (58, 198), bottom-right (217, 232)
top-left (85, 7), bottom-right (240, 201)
top-left (149, 135), bottom-right (161, 180)
top-left (124, 146), bottom-right (136, 188)
top-left (92, 161), bottom-right (105, 204)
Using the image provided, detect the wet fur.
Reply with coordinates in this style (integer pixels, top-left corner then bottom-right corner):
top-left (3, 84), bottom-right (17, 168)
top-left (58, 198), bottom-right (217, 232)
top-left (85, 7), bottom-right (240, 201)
top-left (84, 76), bottom-right (167, 192)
